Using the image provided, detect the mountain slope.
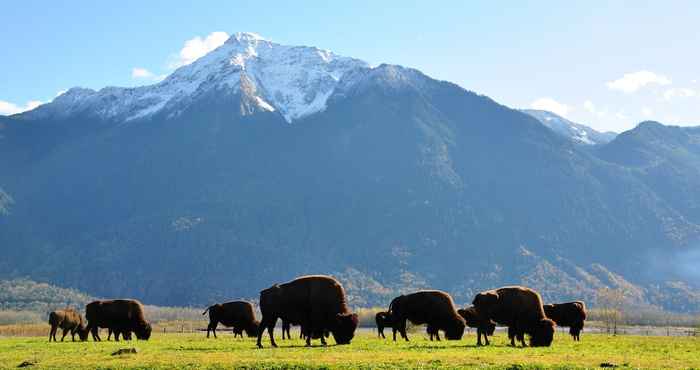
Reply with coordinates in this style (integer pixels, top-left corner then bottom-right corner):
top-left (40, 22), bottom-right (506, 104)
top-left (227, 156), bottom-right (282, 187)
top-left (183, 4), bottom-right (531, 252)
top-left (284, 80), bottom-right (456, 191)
top-left (1, 34), bottom-right (699, 310)
top-left (522, 109), bottom-right (616, 145)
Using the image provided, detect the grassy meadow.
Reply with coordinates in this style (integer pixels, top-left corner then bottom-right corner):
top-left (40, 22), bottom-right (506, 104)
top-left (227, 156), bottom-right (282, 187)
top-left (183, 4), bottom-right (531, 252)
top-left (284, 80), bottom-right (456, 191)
top-left (1, 328), bottom-right (699, 369)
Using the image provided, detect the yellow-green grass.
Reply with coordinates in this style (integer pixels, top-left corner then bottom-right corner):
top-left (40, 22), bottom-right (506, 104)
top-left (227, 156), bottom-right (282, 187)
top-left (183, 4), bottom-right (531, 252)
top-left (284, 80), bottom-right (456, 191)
top-left (1, 330), bottom-right (698, 369)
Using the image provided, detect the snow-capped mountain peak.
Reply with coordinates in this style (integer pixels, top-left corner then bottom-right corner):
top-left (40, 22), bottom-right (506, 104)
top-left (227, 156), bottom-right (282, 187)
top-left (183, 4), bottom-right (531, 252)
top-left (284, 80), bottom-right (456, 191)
top-left (521, 109), bottom-right (616, 145)
top-left (28, 32), bottom-right (370, 123)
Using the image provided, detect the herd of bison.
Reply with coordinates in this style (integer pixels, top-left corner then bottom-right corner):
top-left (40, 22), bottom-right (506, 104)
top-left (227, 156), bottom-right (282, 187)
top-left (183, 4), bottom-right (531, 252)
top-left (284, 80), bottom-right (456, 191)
top-left (47, 275), bottom-right (586, 348)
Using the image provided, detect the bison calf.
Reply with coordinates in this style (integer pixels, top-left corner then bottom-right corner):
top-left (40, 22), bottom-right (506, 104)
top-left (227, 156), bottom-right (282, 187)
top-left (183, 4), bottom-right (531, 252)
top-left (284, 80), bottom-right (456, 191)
top-left (257, 275), bottom-right (358, 348)
top-left (543, 301), bottom-right (586, 341)
top-left (473, 286), bottom-right (555, 347)
top-left (48, 309), bottom-right (88, 342)
top-left (375, 311), bottom-right (393, 339)
top-left (389, 290), bottom-right (466, 342)
top-left (457, 306), bottom-right (496, 346)
top-left (203, 301), bottom-right (259, 339)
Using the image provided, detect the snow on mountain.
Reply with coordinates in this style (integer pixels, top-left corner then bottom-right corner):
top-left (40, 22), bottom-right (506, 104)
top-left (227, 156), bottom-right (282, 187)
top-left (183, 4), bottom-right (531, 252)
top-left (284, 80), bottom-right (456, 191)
top-left (521, 109), bottom-right (616, 145)
top-left (24, 32), bottom-right (370, 123)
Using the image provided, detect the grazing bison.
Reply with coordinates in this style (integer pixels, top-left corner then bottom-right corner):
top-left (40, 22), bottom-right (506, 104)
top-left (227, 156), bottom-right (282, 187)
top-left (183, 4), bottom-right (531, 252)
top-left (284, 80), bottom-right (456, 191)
top-left (375, 311), bottom-right (394, 339)
top-left (389, 290), bottom-right (466, 341)
top-left (48, 309), bottom-right (88, 342)
top-left (473, 286), bottom-right (555, 347)
top-left (256, 275), bottom-right (359, 348)
top-left (203, 301), bottom-right (259, 339)
top-left (543, 301), bottom-right (587, 341)
top-left (85, 299), bottom-right (152, 341)
top-left (457, 306), bottom-right (496, 346)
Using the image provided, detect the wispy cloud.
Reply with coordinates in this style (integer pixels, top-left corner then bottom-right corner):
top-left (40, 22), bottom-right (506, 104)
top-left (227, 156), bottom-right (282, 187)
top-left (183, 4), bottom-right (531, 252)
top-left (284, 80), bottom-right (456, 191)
top-left (131, 68), bottom-right (166, 82)
top-left (663, 88), bottom-right (697, 101)
top-left (169, 31), bottom-right (229, 69)
top-left (0, 100), bottom-right (43, 115)
top-left (530, 97), bottom-right (570, 117)
top-left (641, 107), bottom-right (653, 117)
top-left (607, 71), bottom-right (671, 93)
top-left (583, 100), bottom-right (607, 118)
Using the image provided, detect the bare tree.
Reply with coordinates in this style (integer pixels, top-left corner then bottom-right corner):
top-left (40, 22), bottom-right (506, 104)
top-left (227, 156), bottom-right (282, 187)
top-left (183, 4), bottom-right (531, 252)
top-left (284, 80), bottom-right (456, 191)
top-left (596, 287), bottom-right (627, 335)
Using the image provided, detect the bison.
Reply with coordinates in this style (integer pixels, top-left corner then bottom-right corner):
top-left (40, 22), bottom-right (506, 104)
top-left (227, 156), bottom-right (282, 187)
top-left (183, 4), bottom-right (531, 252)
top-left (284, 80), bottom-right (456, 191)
top-left (457, 306), bottom-right (496, 346)
top-left (389, 290), bottom-right (466, 341)
top-left (473, 286), bottom-right (555, 347)
top-left (107, 328), bottom-right (132, 341)
top-left (256, 275), bottom-right (358, 348)
top-left (375, 311), bottom-right (394, 339)
top-left (543, 301), bottom-right (587, 341)
top-left (48, 309), bottom-right (88, 342)
top-left (85, 299), bottom-right (152, 341)
top-left (203, 301), bottom-right (259, 339)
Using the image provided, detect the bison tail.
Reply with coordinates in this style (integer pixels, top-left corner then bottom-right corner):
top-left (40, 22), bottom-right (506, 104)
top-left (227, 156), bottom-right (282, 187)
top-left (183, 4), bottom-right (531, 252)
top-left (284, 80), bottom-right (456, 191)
top-left (202, 307), bottom-right (211, 315)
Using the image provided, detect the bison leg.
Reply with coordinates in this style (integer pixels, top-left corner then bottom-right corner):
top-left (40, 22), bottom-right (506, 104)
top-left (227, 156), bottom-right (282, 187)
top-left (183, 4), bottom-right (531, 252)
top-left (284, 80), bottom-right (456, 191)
top-left (60, 328), bottom-right (69, 341)
top-left (378, 325), bottom-right (384, 338)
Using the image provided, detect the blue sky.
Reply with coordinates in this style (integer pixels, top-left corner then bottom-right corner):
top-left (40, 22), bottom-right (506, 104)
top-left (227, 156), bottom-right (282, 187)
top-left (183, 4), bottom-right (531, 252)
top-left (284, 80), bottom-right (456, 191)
top-left (1, 0), bottom-right (698, 132)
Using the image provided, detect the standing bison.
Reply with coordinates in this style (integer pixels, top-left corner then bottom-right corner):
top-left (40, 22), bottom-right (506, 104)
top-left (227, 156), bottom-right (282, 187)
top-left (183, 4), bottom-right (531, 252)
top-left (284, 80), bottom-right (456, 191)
top-left (375, 311), bottom-right (394, 339)
top-left (543, 301), bottom-right (587, 341)
top-left (203, 301), bottom-right (259, 339)
top-left (473, 286), bottom-right (555, 347)
top-left (256, 275), bottom-right (359, 348)
top-left (457, 306), bottom-right (496, 346)
top-left (85, 299), bottom-right (152, 341)
top-left (389, 290), bottom-right (465, 341)
top-left (48, 309), bottom-right (88, 342)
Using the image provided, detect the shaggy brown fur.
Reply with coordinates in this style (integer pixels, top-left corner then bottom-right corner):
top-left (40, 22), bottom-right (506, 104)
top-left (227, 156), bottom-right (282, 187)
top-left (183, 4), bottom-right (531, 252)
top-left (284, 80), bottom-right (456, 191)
top-left (203, 301), bottom-right (259, 339)
top-left (473, 286), bottom-right (555, 347)
top-left (48, 309), bottom-right (88, 342)
top-left (543, 301), bottom-right (587, 341)
top-left (389, 290), bottom-right (466, 341)
top-left (85, 299), bottom-right (152, 341)
top-left (457, 305), bottom-right (496, 346)
top-left (256, 275), bottom-right (359, 348)
top-left (375, 311), bottom-right (394, 339)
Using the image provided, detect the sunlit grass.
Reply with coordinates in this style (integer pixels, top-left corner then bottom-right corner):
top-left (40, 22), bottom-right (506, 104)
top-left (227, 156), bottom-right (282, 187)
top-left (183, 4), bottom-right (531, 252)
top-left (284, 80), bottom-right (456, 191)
top-left (1, 330), bottom-right (698, 369)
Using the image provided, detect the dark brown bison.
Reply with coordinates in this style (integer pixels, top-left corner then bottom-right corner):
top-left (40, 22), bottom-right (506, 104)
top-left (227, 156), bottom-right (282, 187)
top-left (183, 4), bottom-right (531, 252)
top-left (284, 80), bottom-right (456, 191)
top-left (457, 306), bottom-right (496, 346)
top-left (85, 299), bottom-right (152, 341)
top-left (389, 290), bottom-right (466, 341)
top-left (375, 311), bottom-right (394, 339)
top-left (203, 301), bottom-right (259, 339)
top-left (256, 275), bottom-right (359, 348)
top-left (473, 286), bottom-right (555, 347)
top-left (543, 301), bottom-right (587, 341)
top-left (48, 309), bottom-right (88, 342)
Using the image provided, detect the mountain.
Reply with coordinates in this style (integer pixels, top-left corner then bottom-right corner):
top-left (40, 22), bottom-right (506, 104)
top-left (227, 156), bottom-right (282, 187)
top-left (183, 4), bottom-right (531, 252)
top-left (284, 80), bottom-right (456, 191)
top-left (522, 109), bottom-right (616, 145)
top-left (1, 33), bottom-right (699, 311)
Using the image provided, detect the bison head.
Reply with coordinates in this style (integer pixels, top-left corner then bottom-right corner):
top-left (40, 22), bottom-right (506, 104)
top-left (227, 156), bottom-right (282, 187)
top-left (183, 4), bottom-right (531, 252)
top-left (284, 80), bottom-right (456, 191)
top-left (77, 325), bottom-right (89, 341)
top-left (444, 317), bottom-right (466, 340)
top-left (330, 313), bottom-right (358, 345)
top-left (529, 318), bottom-right (555, 347)
top-left (245, 320), bottom-right (260, 338)
top-left (135, 323), bottom-right (152, 340)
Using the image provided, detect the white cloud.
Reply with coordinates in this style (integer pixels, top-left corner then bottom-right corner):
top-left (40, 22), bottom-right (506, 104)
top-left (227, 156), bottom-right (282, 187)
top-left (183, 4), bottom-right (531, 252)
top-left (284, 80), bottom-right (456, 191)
top-left (642, 107), bottom-right (653, 117)
top-left (132, 67), bottom-right (155, 79)
top-left (663, 88), bottom-right (697, 101)
top-left (55, 89), bottom-right (67, 98)
top-left (0, 100), bottom-right (43, 115)
top-left (530, 97), bottom-right (570, 117)
top-left (615, 111), bottom-right (629, 120)
top-left (606, 71), bottom-right (671, 93)
top-left (169, 31), bottom-right (229, 68)
top-left (583, 100), bottom-right (607, 117)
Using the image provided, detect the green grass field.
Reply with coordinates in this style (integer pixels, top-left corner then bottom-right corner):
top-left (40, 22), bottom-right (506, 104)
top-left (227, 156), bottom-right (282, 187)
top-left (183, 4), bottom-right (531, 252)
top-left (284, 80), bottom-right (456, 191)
top-left (1, 330), bottom-right (699, 369)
